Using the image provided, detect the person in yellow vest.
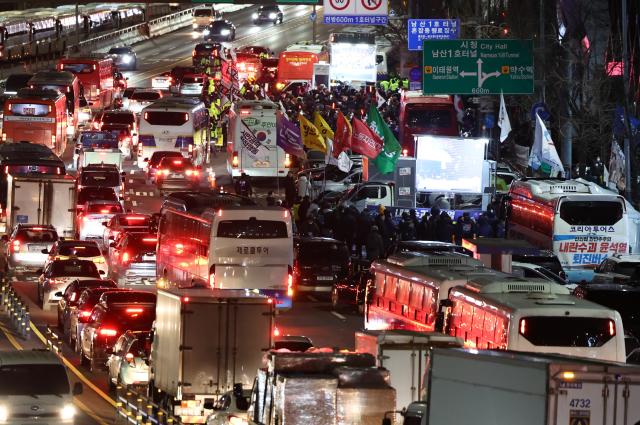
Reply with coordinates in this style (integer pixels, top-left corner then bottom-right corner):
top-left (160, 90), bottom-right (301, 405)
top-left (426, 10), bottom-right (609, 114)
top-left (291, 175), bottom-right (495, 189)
top-left (389, 77), bottom-right (399, 91)
top-left (207, 78), bottom-right (216, 96)
top-left (401, 78), bottom-right (409, 90)
top-left (379, 79), bottom-right (390, 92)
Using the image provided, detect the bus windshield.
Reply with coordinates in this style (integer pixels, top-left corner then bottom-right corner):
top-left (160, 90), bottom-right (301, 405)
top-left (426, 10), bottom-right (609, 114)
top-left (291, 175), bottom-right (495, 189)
top-left (519, 316), bottom-right (616, 347)
top-left (406, 106), bottom-right (452, 130)
top-left (559, 201), bottom-right (623, 225)
top-left (216, 220), bottom-right (288, 239)
top-left (9, 103), bottom-right (50, 117)
top-left (144, 111), bottom-right (189, 126)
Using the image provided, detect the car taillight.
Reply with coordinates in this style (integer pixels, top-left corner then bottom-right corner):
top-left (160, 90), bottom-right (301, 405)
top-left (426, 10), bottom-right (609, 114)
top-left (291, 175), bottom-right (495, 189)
top-left (159, 169), bottom-right (170, 176)
top-left (11, 239), bottom-right (20, 253)
top-left (49, 278), bottom-right (66, 285)
top-left (284, 153), bottom-right (291, 168)
top-left (121, 252), bottom-right (130, 264)
top-left (98, 328), bottom-right (117, 337)
top-left (273, 327), bottom-right (280, 337)
top-left (232, 152), bottom-right (239, 168)
top-left (185, 169), bottom-right (200, 177)
top-left (609, 320), bottom-right (616, 336)
top-left (519, 319), bottom-right (526, 336)
top-left (78, 310), bottom-right (92, 322)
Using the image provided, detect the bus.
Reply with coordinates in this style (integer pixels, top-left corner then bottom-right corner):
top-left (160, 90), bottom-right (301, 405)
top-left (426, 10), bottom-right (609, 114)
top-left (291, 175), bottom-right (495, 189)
top-left (57, 56), bottom-right (114, 111)
top-left (446, 279), bottom-right (626, 363)
top-left (226, 100), bottom-right (291, 179)
top-left (156, 192), bottom-right (293, 308)
top-left (2, 88), bottom-right (68, 156)
top-left (506, 178), bottom-right (638, 282)
top-left (28, 70), bottom-right (81, 136)
top-left (137, 97), bottom-right (209, 168)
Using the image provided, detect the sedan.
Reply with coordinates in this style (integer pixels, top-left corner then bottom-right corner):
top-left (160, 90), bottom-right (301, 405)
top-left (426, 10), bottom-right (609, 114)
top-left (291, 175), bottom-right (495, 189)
top-left (70, 286), bottom-right (125, 353)
top-left (108, 46), bottom-right (137, 71)
top-left (155, 157), bottom-right (201, 193)
top-left (109, 233), bottom-right (158, 287)
top-left (179, 74), bottom-right (206, 96)
top-left (293, 237), bottom-right (350, 295)
top-left (204, 19), bottom-right (236, 42)
top-left (252, 5), bottom-right (283, 25)
top-left (107, 330), bottom-right (152, 390)
top-left (151, 72), bottom-right (173, 90)
top-left (103, 214), bottom-right (152, 256)
top-left (4, 224), bottom-right (58, 276)
top-left (37, 259), bottom-right (103, 310)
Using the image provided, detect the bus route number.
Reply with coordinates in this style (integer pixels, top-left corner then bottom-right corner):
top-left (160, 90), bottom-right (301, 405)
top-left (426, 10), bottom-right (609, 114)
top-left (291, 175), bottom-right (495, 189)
top-left (569, 399), bottom-right (591, 408)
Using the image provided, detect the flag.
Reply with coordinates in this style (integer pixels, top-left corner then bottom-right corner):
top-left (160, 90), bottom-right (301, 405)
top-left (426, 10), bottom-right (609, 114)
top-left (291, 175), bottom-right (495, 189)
top-left (298, 114), bottom-right (326, 152)
top-left (276, 112), bottom-right (305, 159)
top-left (376, 91), bottom-right (386, 109)
top-left (336, 151), bottom-right (353, 172)
top-left (313, 111), bottom-right (335, 141)
top-left (366, 105), bottom-right (401, 174)
top-left (325, 139), bottom-right (338, 166)
top-left (498, 91), bottom-right (512, 143)
top-left (351, 117), bottom-right (383, 159)
top-left (453, 95), bottom-right (465, 123)
top-left (529, 113), bottom-right (564, 177)
top-left (333, 111), bottom-right (352, 157)
top-left (608, 138), bottom-right (626, 192)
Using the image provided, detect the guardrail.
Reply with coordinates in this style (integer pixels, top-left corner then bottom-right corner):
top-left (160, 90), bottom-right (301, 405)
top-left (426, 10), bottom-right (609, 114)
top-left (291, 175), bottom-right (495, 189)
top-left (115, 386), bottom-right (183, 425)
top-left (0, 278), bottom-right (31, 339)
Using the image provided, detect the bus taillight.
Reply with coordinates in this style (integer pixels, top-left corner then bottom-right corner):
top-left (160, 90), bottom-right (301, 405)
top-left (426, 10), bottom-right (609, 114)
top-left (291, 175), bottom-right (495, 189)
top-left (232, 152), bottom-right (239, 168)
top-left (284, 153), bottom-right (291, 168)
top-left (51, 135), bottom-right (56, 146)
top-left (1, 133), bottom-right (6, 142)
top-left (609, 320), bottom-right (616, 336)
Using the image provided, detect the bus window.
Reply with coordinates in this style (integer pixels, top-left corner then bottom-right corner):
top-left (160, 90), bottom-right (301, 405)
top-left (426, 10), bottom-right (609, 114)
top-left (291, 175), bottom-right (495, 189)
top-left (397, 279), bottom-right (410, 306)
top-left (374, 273), bottom-right (385, 300)
top-left (559, 201), bottom-right (623, 226)
top-left (519, 316), bottom-right (616, 347)
top-left (216, 220), bottom-right (287, 239)
top-left (383, 276), bottom-right (397, 300)
top-left (61, 63), bottom-right (94, 74)
top-left (10, 103), bottom-right (49, 116)
top-left (144, 111), bottom-right (191, 126)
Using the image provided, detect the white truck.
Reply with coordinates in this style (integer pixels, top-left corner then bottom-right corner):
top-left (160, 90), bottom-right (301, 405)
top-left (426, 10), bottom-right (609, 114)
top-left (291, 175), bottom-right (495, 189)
top-left (76, 131), bottom-right (124, 170)
top-left (247, 351), bottom-right (396, 425)
top-left (338, 181), bottom-right (395, 211)
top-left (4, 174), bottom-right (76, 238)
top-left (149, 288), bottom-right (274, 424)
top-left (356, 330), bottom-right (640, 425)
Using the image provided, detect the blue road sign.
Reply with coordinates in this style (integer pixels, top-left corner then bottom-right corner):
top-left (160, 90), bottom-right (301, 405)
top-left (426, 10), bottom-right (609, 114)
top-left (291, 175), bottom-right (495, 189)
top-left (408, 19), bottom-right (460, 51)
top-left (531, 102), bottom-right (551, 121)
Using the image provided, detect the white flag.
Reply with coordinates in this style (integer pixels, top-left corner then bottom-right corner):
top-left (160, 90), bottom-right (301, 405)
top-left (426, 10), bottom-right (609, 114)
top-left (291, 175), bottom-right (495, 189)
top-left (325, 139), bottom-right (338, 166)
top-left (376, 91), bottom-right (386, 109)
top-left (608, 139), bottom-right (626, 192)
top-left (498, 91), bottom-right (512, 143)
top-left (529, 113), bottom-right (564, 177)
top-left (336, 151), bottom-right (353, 172)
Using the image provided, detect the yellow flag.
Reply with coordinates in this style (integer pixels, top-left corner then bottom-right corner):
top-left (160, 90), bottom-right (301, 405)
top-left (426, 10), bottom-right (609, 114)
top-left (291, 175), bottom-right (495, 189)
top-left (299, 115), bottom-right (326, 153)
top-left (313, 111), bottom-right (335, 141)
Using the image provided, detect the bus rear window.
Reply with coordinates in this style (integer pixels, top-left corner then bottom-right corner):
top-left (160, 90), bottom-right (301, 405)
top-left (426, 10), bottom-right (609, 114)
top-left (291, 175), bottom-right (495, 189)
top-left (519, 316), bottom-right (616, 347)
top-left (217, 219), bottom-right (288, 239)
top-left (61, 63), bottom-right (94, 74)
top-left (144, 111), bottom-right (189, 126)
top-left (406, 106), bottom-right (452, 130)
top-left (559, 201), bottom-right (623, 226)
top-left (9, 103), bottom-right (50, 117)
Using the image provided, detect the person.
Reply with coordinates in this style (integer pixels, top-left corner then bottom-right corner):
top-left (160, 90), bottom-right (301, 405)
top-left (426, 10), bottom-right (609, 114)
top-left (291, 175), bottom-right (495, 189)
top-left (409, 209), bottom-right (419, 228)
top-left (436, 211), bottom-right (455, 243)
top-left (298, 196), bottom-right (311, 225)
top-left (366, 225), bottom-right (385, 260)
top-left (476, 214), bottom-right (494, 238)
top-left (399, 212), bottom-right (417, 241)
top-left (299, 215), bottom-right (320, 237)
top-left (383, 209), bottom-right (397, 248)
top-left (356, 210), bottom-right (372, 257)
top-left (341, 206), bottom-right (358, 253)
top-left (374, 205), bottom-right (388, 243)
top-left (297, 174), bottom-right (310, 198)
top-left (416, 212), bottom-right (429, 240)
top-left (426, 207), bottom-right (441, 240)
top-left (455, 212), bottom-right (477, 245)
top-left (235, 172), bottom-right (252, 197)
top-left (284, 171), bottom-right (296, 208)
top-left (266, 191), bottom-right (276, 206)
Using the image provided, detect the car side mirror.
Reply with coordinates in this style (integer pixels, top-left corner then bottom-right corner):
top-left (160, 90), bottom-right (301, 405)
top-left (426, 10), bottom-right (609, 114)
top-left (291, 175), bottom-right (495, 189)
top-left (73, 382), bottom-right (83, 396)
top-left (55, 291), bottom-right (63, 297)
top-left (41, 249), bottom-right (49, 254)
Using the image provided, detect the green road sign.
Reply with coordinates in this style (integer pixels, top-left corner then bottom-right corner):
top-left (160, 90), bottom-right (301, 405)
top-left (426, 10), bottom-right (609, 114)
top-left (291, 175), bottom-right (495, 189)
top-left (422, 39), bottom-right (534, 95)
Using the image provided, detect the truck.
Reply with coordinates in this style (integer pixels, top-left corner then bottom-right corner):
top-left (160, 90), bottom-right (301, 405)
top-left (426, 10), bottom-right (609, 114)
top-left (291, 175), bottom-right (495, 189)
top-left (4, 174), bottom-right (76, 237)
top-left (247, 351), bottom-right (396, 425)
top-left (149, 288), bottom-right (274, 424)
top-left (338, 181), bottom-right (395, 211)
top-left (76, 130), bottom-right (123, 170)
top-left (356, 330), bottom-right (640, 425)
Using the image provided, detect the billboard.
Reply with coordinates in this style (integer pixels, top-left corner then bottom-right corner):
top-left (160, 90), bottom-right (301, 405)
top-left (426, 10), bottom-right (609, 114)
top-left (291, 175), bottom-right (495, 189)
top-left (415, 136), bottom-right (488, 194)
top-left (330, 43), bottom-right (377, 83)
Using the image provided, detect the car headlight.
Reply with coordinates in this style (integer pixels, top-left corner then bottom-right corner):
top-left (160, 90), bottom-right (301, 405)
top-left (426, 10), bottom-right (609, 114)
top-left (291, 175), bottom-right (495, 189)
top-left (221, 29), bottom-right (230, 35)
top-left (60, 404), bottom-right (76, 420)
top-left (0, 405), bottom-right (8, 421)
top-left (203, 29), bottom-right (210, 35)
top-left (252, 13), bottom-right (258, 19)
top-left (122, 55), bottom-right (132, 64)
top-left (192, 23), bottom-right (198, 28)
top-left (269, 13), bottom-right (277, 19)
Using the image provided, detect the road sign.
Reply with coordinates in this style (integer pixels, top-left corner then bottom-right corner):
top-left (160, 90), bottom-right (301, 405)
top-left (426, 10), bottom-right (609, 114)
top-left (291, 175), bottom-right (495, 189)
top-left (409, 66), bottom-right (421, 81)
top-left (323, 0), bottom-right (388, 25)
top-left (408, 19), bottom-right (459, 51)
top-left (422, 39), bottom-right (534, 95)
top-left (309, 11), bottom-right (317, 21)
top-left (530, 102), bottom-right (551, 121)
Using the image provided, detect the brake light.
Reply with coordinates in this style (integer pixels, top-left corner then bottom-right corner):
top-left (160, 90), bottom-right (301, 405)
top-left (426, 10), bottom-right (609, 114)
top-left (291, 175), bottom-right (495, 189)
top-left (173, 160), bottom-right (183, 165)
top-left (126, 307), bottom-right (143, 314)
top-left (284, 153), bottom-right (291, 168)
top-left (175, 243), bottom-right (184, 254)
top-left (159, 169), bottom-right (170, 176)
top-left (11, 239), bottom-right (20, 253)
top-left (183, 296), bottom-right (190, 303)
top-left (143, 237), bottom-right (157, 242)
top-left (192, 50), bottom-right (196, 57)
top-left (99, 328), bottom-right (117, 337)
top-left (609, 320), bottom-right (616, 336)
top-left (56, 167), bottom-right (61, 175)
top-left (93, 121), bottom-right (101, 130)
top-left (125, 216), bottom-right (146, 221)
top-left (232, 152), bottom-right (239, 168)
top-left (287, 273), bottom-right (293, 297)
top-left (184, 113), bottom-right (189, 122)
top-left (100, 209), bottom-right (110, 214)
top-left (79, 310), bottom-right (92, 318)
top-left (185, 169), bottom-right (200, 177)
top-left (273, 327), bottom-right (280, 337)
top-left (240, 109), bottom-right (251, 115)
top-left (144, 112), bottom-right (148, 120)
top-left (121, 251), bottom-right (130, 263)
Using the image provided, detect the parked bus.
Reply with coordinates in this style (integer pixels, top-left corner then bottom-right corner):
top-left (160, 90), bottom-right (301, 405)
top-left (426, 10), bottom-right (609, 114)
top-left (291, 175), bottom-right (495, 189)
top-left (506, 178), bottom-right (638, 282)
top-left (2, 88), bottom-right (68, 156)
top-left (226, 99), bottom-right (291, 179)
top-left (28, 70), bottom-right (81, 136)
top-left (137, 97), bottom-right (209, 168)
top-left (57, 56), bottom-right (114, 111)
top-left (156, 192), bottom-right (293, 308)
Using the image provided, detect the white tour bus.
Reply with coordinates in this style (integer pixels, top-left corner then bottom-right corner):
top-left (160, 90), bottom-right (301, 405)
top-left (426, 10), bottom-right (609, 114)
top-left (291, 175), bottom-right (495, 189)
top-left (137, 97), bottom-right (209, 168)
top-left (506, 178), bottom-right (640, 282)
top-left (226, 99), bottom-right (291, 179)
top-left (156, 192), bottom-right (293, 308)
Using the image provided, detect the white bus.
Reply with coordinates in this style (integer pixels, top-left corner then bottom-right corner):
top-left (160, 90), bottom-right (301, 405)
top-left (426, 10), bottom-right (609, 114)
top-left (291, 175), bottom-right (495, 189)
top-left (137, 97), bottom-right (209, 168)
top-left (226, 100), bottom-right (291, 179)
top-left (156, 192), bottom-right (293, 308)
top-left (506, 178), bottom-right (640, 282)
top-left (447, 279), bottom-right (626, 363)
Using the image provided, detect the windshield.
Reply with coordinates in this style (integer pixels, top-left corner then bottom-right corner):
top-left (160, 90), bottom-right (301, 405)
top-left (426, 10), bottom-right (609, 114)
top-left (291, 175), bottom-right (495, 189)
top-left (102, 113), bottom-right (135, 125)
top-left (406, 106), bottom-right (452, 130)
top-left (80, 172), bottom-right (120, 187)
top-left (144, 111), bottom-right (189, 126)
top-left (194, 9), bottom-right (212, 17)
top-left (299, 242), bottom-right (349, 262)
top-left (131, 92), bottom-right (160, 101)
top-left (519, 316), bottom-right (616, 347)
top-left (9, 103), bottom-right (52, 117)
top-left (58, 245), bottom-right (101, 257)
top-left (87, 203), bottom-right (122, 214)
top-left (182, 77), bottom-right (203, 84)
top-left (78, 188), bottom-right (117, 204)
top-left (0, 364), bottom-right (69, 395)
top-left (51, 261), bottom-right (99, 277)
top-left (216, 219), bottom-right (288, 239)
top-left (4, 164), bottom-right (63, 175)
top-left (15, 228), bottom-right (57, 242)
top-left (559, 200), bottom-right (624, 226)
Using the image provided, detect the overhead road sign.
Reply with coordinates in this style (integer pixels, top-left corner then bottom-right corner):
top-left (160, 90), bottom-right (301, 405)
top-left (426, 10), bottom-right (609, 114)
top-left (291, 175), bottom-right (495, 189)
top-left (324, 0), bottom-right (388, 25)
top-left (422, 39), bottom-right (534, 95)
top-left (408, 19), bottom-right (460, 51)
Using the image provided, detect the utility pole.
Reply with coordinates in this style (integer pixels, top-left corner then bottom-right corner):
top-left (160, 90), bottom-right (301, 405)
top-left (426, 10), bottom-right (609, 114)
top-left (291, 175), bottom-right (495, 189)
top-left (621, 0), bottom-right (633, 200)
top-left (75, 2), bottom-right (80, 47)
top-left (539, 0), bottom-right (545, 103)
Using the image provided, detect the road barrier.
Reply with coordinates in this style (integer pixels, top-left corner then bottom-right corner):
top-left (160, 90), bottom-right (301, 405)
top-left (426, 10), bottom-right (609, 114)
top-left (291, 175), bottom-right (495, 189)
top-left (0, 278), bottom-right (31, 339)
top-left (115, 385), bottom-right (183, 425)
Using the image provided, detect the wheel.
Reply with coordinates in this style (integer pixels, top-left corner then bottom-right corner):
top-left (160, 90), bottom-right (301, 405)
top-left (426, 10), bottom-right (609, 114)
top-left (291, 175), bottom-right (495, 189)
top-left (80, 349), bottom-right (89, 367)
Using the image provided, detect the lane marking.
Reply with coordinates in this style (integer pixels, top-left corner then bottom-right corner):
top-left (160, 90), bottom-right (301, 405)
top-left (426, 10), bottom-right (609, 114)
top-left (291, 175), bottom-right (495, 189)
top-left (331, 311), bottom-right (346, 321)
top-left (0, 322), bottom-right (24, 350)
top-left (135, 192), bottom-right (141, 196)
top-left (74, 397), bottom-right (110, 425)
top-left (132, 200), bottom-right (138, 207)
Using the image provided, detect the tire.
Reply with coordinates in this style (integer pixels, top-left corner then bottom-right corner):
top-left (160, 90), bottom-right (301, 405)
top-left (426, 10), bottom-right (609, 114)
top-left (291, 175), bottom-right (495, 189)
top-left (80, 349), bottom-right (89, 367)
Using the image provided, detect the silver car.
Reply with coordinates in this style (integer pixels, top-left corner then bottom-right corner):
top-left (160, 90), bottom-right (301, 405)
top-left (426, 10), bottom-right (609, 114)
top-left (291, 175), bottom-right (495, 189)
top-left (109, 233), bottom-right (157, 287)
top-left (106, 330), bottom-right (152, 390)
top-left (3, 224), bottom-right (58, 276)
top-left (179, 75), bottom-right (205, 96)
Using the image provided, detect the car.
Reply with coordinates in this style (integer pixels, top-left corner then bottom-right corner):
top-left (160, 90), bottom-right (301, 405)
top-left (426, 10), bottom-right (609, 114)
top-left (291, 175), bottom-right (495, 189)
top-left (151, 72), bottom-right (173, 90)
top-left (205, 385), bottom-right (251, 425)
top-left (108, 233), bottom-right (158, 287)
top-left (511, 261), bottom-right (572, 288)
top-left (203, 19), bottom-right (236, 42)
top-left (168, 66), bottom-right (198, 93)
top-left (121, 87), bottom-right (136, 109)
top-left (106, 330), bottom-right (152, 389)
top-left (37, 258), bottom-right (103, 310)
top-left (592, 254), bottom-right (640, 284)
top-left (511, 250), bottom-right (565, 279)
top-left (78, 164), bottom-right (124, 200)
top-left (236, 45), bottom-right (272, 57)
top-left (101, 123), bottom-right (135, 159)
top-left (179, 73), bottom-right (206, 96)
top-left (192, 43), bottom-right (223, 66)
top-left (70, 286), bottom-right (125, 353)
top-left (252, 5), bottom-right (283, 25)
top-left (76, 186), bottom-right (119, 215)
top-left (127, 89), bottom-right (163, 114)
top-left (93, 109), bottom-right (138, 136)
top-left (108, 46), bottom-right (137, 70)
top-left (293, 237), bottom-right (350, 295)
top-left (56, 278), bottom-right (118, 340)
top-left (79, 290), bottom-right (156, 371)
top-left (77, 200), bottom-right (124, 241)
top-left (3, 224), bottom-right (58, 276)
top-left (144, 150), bottom-right (184, 182)
top-left (155, 156), bottom-right (201, 193)
top-left (102, 214), bottom-right (153, 256)
top-left (307, 167), bottom-right (363, 197)
top-left (74, 130), bottom-right (120, 169)
top-left (386, 240), bottom-right (473, 258)
top-left (45, 240), bottom-right (109, 276)
top-left (273, 335), bottom-right (314, 352)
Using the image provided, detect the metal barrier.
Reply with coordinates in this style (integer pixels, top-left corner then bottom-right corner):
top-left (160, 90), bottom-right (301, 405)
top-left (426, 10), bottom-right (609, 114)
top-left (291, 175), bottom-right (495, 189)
top-left (0, 278), bottom-right (31, 339)
top-left (115, 385), bottom-right (182, 425)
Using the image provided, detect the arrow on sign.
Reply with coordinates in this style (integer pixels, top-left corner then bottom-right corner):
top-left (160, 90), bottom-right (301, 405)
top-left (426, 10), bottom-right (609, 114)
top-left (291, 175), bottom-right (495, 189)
top-left (459, 71), bottom-right (477, 77)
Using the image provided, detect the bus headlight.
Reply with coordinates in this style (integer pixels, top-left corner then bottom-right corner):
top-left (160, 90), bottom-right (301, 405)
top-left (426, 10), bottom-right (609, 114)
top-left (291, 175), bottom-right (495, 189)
top-left (60, 404), bottom-right (76, 420)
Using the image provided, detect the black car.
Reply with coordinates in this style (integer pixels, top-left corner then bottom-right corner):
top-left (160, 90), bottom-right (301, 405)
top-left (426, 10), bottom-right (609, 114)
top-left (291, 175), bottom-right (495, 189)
top-left (386, 240), bottom-right (473, 258)
top-left (70, 287), bottom-right (126, 353)
top-left (293, 237), bottom-right (350, 296)
top-left (252, 5), bottom-right (283, 25)
top-left (108, 46), bottom-right (137, 70)
top-left (204, 19), bottom-right (236, 42)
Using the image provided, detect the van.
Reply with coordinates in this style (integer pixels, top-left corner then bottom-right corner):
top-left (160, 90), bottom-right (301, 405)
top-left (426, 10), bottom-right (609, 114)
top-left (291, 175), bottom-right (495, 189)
top-left (0, 350), bottom-right (83, 424)
top-left (192, 7), bottom-right (217, 30)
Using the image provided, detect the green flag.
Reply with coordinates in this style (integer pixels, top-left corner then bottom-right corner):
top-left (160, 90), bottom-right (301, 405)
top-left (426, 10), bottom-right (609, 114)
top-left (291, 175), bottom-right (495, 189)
top-left (367, 105), bottom-right (401, 174)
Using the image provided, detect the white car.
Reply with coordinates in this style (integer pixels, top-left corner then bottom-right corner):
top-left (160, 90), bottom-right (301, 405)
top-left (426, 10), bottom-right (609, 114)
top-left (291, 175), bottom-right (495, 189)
top-left (151, 73), bottom-right (173, 90)
top-left (179, 75), bottom-right (205, 96)
top-left (77, 201), bottom-right (123, 242)
top-left (44, 240), bottom-right (109, 277)
top-left (107, 330), bottom-right (151, 389)
top-left (592, 253), bottom-right (640, 283)
top-left (37, 259), bottom-right (103, 310)
top-left (126, 89), bottom-right (163, 114)
top-left (206, 385), bottom-right (251, 425)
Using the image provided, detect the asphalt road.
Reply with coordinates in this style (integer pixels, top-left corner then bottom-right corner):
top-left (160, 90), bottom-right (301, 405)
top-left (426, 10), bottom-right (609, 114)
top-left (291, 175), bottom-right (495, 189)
top-left (0, 6), bottom-right (364, 424)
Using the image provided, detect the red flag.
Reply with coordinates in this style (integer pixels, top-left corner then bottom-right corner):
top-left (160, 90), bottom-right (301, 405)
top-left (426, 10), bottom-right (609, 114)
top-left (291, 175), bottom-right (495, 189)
top-left (333, 111), bottom-right (352, 158)
top-left (351, 118), bottom-right (383, 159)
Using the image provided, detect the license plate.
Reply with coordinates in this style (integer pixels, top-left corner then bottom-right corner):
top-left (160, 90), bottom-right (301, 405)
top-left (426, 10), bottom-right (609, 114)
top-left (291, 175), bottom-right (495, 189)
top-left (170, 173), bottom-right (184, 178)
top-left (23, 107), bottom-right (35, 115)
top-left (253, 161), bottom-right (270, 168)
top-left (28, 245), bottom-right (46, 253)
top-left (317, 276), bottom-right (333, 281)
top-left (143, 255), bottom-right (155, 261)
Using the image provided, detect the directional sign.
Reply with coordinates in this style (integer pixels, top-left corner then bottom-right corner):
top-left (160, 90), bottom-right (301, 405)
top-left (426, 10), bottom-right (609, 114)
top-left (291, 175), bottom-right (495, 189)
top-left (422, 39), bottom-right (534, 95)
top-left (323, 0), bottom-right (388, 25)
top-left (408, 19), bottom-right (459, 51)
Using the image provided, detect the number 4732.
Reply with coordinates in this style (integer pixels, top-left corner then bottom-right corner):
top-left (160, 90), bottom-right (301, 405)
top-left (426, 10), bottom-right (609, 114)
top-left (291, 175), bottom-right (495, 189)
top-left (569, 399), bottom-right (591, 408)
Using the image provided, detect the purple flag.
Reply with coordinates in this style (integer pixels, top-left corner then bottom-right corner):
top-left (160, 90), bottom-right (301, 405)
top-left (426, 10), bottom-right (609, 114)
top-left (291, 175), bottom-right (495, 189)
top-left (276, 112), bottom-right (306, 159)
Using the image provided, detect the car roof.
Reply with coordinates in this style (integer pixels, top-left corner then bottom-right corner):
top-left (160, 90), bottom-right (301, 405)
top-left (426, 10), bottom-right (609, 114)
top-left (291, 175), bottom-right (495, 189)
top-left (295, 237), bottom-right (343, 244)
top-left (603, 254), bottom-right (640, 263)
top-left (0, 350), bottom-right (62, 366)
top-left (579, 282), bottom-right (640, 292)
top-left (56, 240), bottom-right (100, 247)
top-left (51, 258), bottom-right (96, 266)
top-left (99, 291), bottom-right (156, 306)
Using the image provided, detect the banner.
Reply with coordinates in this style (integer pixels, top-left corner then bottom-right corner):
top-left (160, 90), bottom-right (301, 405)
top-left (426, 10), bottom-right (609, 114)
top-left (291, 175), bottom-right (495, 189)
top-left (240, 120), bottom-right (270, 161)
top-left (276, 112), bottom-right (305, 159)
top-left (299, 115), bottom-right (326, 152)
top-left (498, 91), bottom-right (512, 143)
